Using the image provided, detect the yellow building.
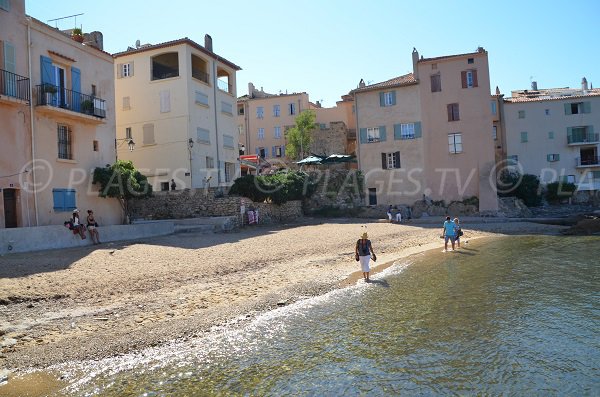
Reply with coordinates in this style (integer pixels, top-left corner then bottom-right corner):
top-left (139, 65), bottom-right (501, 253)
top-left (353, 48), bottom-right (498, 212)
top-left (1, 0), bottom-right (122, 227)
top-left (114, 36), bottom-right (241, 191)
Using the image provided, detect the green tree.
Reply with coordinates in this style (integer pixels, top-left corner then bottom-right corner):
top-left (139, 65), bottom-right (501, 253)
top-left (285, 110), bottom-right (317, 160)
top-left (92, 160), bottom-right (153, 223)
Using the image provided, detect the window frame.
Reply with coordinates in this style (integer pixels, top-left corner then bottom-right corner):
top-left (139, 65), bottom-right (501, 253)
top-left (273, 104), bottom-right (280, 117)
top-left (57, 124), bottom-right (73, 160)
top-left (448, 133), bottom-right (463, 154)
top-left (257, 128), bottom-right (265, 140)
top-left (274, 126), bottom-right (281, 139)
top-left (367, 127), bottom-right (380, 143)
top-left (383, 91), bottom-right (394, 106)
top-left (401, 123), bottom-right (415, 139)
top-left (447, 103), bottom-right (460, 122)
top-left (431, 73), bottom-right (441, 92)
top-left (256, 106), bottom-right (264, 119)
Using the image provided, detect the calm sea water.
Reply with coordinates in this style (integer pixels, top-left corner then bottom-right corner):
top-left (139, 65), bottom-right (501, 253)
top-left (60, 236), bottom-right (600, 396)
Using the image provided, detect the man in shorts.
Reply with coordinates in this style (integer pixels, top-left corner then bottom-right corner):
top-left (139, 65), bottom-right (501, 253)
top-left (442, 216), bottom-right (457, 251)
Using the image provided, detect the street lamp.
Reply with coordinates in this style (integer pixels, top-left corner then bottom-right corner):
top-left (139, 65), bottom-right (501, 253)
top-left (115, 138), bottom-right (135, 161)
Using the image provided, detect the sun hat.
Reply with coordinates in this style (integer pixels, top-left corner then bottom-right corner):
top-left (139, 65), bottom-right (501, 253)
top-left (73, 209), bottom-right (79, 213)
top-left (361, 232), bottom-right (368, 239)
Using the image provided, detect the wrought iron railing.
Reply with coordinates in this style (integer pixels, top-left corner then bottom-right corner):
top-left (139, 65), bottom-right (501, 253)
top-left (217, 79), bottom-right (232, 93)
top-left (0, 68), bottom-right (30, 102)
top-left (576, 156), bottom-right (600, 167)
top-left (192, 69), bottom-right (210, 84)
top-left (35, 84), bottom-right (106, 118)
top-left (568, 132), bottom-right (599, 144)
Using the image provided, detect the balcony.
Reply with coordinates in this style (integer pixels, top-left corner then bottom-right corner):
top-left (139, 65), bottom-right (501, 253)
top-left (575, 156), bottom-right (600, 168)
top-left (217, 78), bottom-right (232, 94)
top-left (192, 69), bottom-right (210, 84)
top-left (567, 132), bottom-right (599, 145)
top-left (0, 69), bottom-right (30, 104)
top-left (35, 84), bottom-right (106, 121)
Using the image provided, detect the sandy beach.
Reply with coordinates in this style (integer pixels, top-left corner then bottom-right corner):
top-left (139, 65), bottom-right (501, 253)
top-left (0, 218), bottom-right (566, 378)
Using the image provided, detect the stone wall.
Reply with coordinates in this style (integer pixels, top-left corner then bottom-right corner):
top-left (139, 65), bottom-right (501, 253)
top-left (311, 121), bottom-right (349, 156)
top-left (304, 169), bottom-right (364, 213)
top-left (249, 200), bottom-right (303, 225)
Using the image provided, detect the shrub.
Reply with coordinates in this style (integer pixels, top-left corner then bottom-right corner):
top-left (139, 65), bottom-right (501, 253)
top-left (545, 181), bottom-right (577, 203)
top-left (498, 169), bottom-right (542, 206)
top-left (229, 171), bottom-right (317, 205)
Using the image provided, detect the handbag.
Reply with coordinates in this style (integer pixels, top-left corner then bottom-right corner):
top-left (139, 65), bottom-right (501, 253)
top-left (355, 253), bottom-right (359, 261)
top-left (372, 253), bottom-right (377, 262)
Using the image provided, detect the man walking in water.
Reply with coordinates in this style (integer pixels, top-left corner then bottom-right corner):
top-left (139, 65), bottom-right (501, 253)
top-left (442, 216), bottom-right (457, 252)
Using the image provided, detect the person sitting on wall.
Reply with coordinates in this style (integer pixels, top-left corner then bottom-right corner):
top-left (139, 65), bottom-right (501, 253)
top-left (393, 205), bottom-right (402, 223)
top-left (71, 209), bottom-right (86, 240)
top-left (86, 209), bottom-right (101, 245)
top-left (387, 205), bottom-right (393, 223)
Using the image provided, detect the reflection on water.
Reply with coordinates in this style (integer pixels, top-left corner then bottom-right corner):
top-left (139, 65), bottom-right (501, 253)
top-left (33, 237), bottom-right (600, 395)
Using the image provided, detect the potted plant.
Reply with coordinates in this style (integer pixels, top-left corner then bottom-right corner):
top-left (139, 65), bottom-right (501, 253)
top-left (81, 99), bottom-right (93, 114)
top-left (42, 83), bottom-right (57, 104)
top-left (71, 28), bottom-right (84, 43)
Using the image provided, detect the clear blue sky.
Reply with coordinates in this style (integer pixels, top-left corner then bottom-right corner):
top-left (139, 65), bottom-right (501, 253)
top-left (26, 0), bottom-right (600, 107)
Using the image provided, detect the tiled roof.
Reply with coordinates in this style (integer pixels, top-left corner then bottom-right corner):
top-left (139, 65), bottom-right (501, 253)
top-left (351, 73), bottom-right (417, 94)
top-left (418, 49), bottom-right (486, 63)
top-left (112, 37), bottom-right (242, 71)
top-left (504, 90), bottom-right (600, 103)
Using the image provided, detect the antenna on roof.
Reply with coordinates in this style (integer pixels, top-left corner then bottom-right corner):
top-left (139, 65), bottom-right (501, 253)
top-left (47, 13), bottom-right (84, 29)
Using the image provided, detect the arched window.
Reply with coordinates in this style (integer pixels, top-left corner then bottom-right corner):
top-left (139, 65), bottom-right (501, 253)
top-left (151, 52), bottom-right (179, 80)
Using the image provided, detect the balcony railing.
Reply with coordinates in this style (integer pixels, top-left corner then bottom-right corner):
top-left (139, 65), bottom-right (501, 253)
top-left (575, 156), bottom-right (600, 167)
top-left (192, 69), bottom-right (209, 84)
top-left (35, 84), bottom-right (106, 118)
top-left (0, 68), bottom-right (30, 102)
top-left (217, 79), bottom-right (232, 94)
top-left (567, 132), bottom-right (599, 144)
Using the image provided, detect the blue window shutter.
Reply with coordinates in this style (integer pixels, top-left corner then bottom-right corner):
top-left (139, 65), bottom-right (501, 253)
top-left (71, 67), bottom-right (81, 111)
top-left (583, 102), bottom-right (591, 113)
top-left (52, 189), bottom-right (64, 211)
top-left (271, 146), bottom-right (276, 157)
top-left (379, 92), bottom-right (385, 107)
top-left (65, 189), bottom-right (76, 210)
top-left (379, 126), bottom-right (387, 142)
top-left (567, 127), bottom-right (573, 142)
top-left (414, 122), bottom-right (422, 138)
top-left (394, 124), bottom-right (402, 140)
top-left (564, 103), bottom-right (572, 115)
top-left (391, 91), bottom-right (396, 106)
top-left (359, 128), bottom-right (367, 144)
top-left (255, 147), bottom-right (259, 155)
top-left (41, 55), bottom-right (55, 85)
top-left (3, 41), bottom-right (16, 73)
top-left (281, 145), bottom-right (285, 156)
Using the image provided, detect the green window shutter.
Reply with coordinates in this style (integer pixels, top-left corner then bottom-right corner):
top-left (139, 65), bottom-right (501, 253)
top-left (391, 91), bottom-right (396, 106)
top-left (567, 127), bottom-right (573, 142)
top-left (414, 122), bottom-right (422, 138)
top-left (0, 0), bottom-right (10, 11)
top-left (393, 124), bottom-right (402, 140)
top-left (381, 153), bottom-right (387, 169)
top-left (379, 126), bottom-right (387, 141)
top-left (589, 125), bottom-right (594, 136)
top-left (379, 92), bottom-right (385, 107)
top-left (359, 128), bottom-right (367, 144)
top-left (564, 103), bottom-right (572, 115)
top-left (582, 102), bottom-right (591, 113)
top-left (394, 151), bottom-right (401, 168)
top-left (556, 154), bottom-right (560, 161)
top-left (546, 154), bottom-right (551, 162)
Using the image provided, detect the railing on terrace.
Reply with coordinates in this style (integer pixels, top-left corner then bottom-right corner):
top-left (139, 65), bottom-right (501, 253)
top-left (0, 69), bottom-right (30, 102)
top-left (567, 132), bottom-right (599, 144)
top-left (35, 84), bottom-right (106, 118)
top-left (192, 69), bottom-right (210, 84)
top-left (575, 156), bottom-right (600, 167)
top-left (217, 79), bottom-right (232, 94)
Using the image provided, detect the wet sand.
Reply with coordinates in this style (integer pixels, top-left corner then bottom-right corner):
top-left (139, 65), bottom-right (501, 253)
top-left (0, 219), bottom-right (566, 391)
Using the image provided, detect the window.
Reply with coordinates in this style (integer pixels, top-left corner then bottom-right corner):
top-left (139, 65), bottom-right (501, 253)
top-left (368, 188), bottom-right (377, 205)
top-left (191, 54), bottom-right (209, 84)
top-left (566, 102), bottom-right (591, 115)
top-left (197, 127), bottom-right (210, 144)
top-left (367, 127), bottom-right (380, 142)
top-left (223, 134), bottom-right (234, 149)
top-left (461, 70), bottom-right (478, 88)
top-left (205, 156), bottom-right (214, 169)
top-left (520, 131), bottom-right (528, 142)
top-left (448, 133), bottom-right (462, 154)
top-left (237, 105), bottom-right (244, 115)
top-left (125, 127), bottom-right (132, 139)
top-left (274, 126), bottom-right (281, 139)
top-left (431, 63), bottom-right (437, 70)
top-left (518, 110), bottom-right (525, 119)
top-left (143, 123), bottom-right (155, 145)
top-left (160, 182), bottom-right (169, 191)
top-left (257, 128), bottom-right (265, 140)
top-left (289, 102), bottom-right (296, 115)
top-left (52, 189), bottom-right (76, 212)
top-left (256, 106), bottom-right (264, 119)
top-left (381, 91), bottom-right (395, 106)
top-left (492, 126), bottom-right (497, 140)
top-left (401, 123), bottom-right (415, 139)
top-left (118, 62), bottom-right (133, 78)
top-left (545, 109), bottom-right (550, 116)
top-left (221, 101), bottom-right (233, 115)
top-left (566, 175), bottom-right (576, 184)
top-left (467, 58), bottom-right (474, 64)
top-left (224, 162), bottom-right (235, 183)
top-left (123, 96), bottom-right (131, 110)
top-left (431, 74), bottom-right (441, 92)
top-left (195, 90), bottom-right (209, 106)
top-left (548, 131), bottom-right (554, 139)
top-left (91, 85), bottom-right (96, 96)
top-left (152, 52), bottom-right (179, 80)
top-left (273, 104), bottom-right (280, 117)
top-left (490, 100), bottom-right (497, 115)
top-left (547, 154), bottom-right (560, 162)
top-left (447, 103), bottom-right (460, 121)
top-left (159, 90), bottom-right (170, 113)
top-left (258, 147), bottom-right (266, 158)
top-left (382, 151), bottom-right (401, 169)
top-left (274, 146), bottom-right (283, 157)
top-left (58, 124), bottom-right (72, 160)
top-left (591, 171), bottom-right (600, 180)
top-left (93, 140), bottom-right (99, 152)
top-left (0, 0), bottom-right (10, 11)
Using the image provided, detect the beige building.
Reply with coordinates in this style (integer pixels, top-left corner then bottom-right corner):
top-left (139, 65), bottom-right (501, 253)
top-left (503, 79), bottom-right (600, 191)
top-left (237, 84), bottom-right (355, 166)
top-left (114, 36), bottom-right (241, 191)
top-left (353, 48), bottom-right (498, 212)
top-left (1, 0), bottom-right (122, 228)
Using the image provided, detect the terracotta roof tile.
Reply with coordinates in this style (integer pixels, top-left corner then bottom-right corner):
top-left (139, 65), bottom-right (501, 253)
top-left (504, 90), bottom-right (600, 103)
top-left (351, 73), bottom-right (417, 94)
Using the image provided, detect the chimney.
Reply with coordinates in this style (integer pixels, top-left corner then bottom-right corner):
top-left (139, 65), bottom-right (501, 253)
top-left (412, 47), bottom-right (419, 80)
top-left (358, 79), bottom-right (365, 88)
top-left (248, 82), bottom-right (255, 97)
top-left (495, 86), bottom-right (501, 95)
top-left (531, 81), bottom-right (538, 91)
top-left (582, 77), bottom-right (588, 92)
top-left (204, 34), bottom-right (213, 52)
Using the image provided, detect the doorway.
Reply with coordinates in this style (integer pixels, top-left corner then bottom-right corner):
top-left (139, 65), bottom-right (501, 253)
top-left (580, 147), bottom-right (598, 166)
top-left (3, 188), bottom-right (18, 228)
top-left (368, 188), bottom-right (377, 206)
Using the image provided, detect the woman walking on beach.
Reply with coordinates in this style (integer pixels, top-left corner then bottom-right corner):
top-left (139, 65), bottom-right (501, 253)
top-left (355, 232), bottom-right (377, 282)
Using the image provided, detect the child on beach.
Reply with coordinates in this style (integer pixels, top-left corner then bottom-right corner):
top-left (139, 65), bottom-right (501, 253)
top-left (454, 218), bottom-right (462, 248)
top-left (355, 231), bottom-right (377, 282)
